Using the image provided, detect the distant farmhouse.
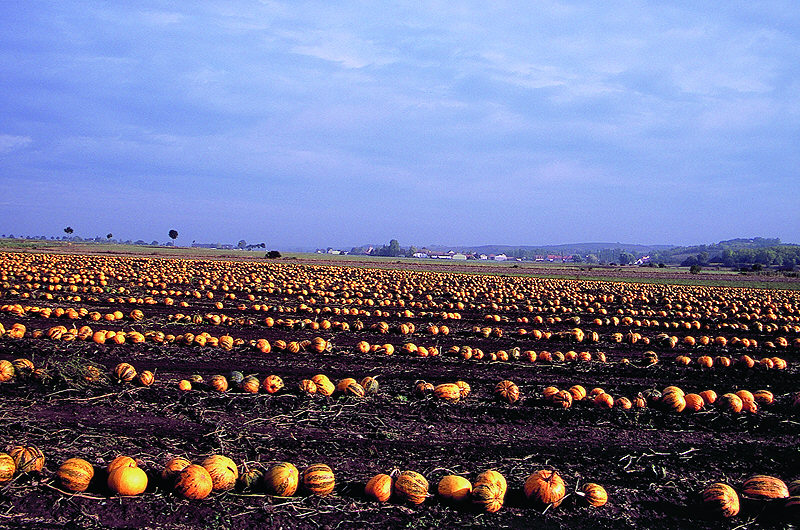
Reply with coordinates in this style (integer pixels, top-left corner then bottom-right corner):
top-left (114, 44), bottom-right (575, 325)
top-left (192, 242), bottom-right (234, 250)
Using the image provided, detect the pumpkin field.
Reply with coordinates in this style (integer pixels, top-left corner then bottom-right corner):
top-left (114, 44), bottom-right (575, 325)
top-left (1, 250), bottom-right (799, 528)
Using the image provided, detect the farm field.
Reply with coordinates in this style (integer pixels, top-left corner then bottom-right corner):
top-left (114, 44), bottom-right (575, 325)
top-left (1, 250), bottom-right (799, 528)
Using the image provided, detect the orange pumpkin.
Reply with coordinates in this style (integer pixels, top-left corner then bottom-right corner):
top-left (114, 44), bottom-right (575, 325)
top-left (437, 475), bottom-right (472, 503)
top-left (702, 482), bottom-right (740, 518)
top-left (472, 482), bottom-right (504, 513)
top-left (0, 453), bottom-right (15, 484)
top-left (174, 464), bottom-right (213, 499)
top-left (264, 462), bottom-right (299, 497)
top-left (239, 375), bottom-right (261, 394)
top-left (433, 383), bottom-right (461, 403)
top-left (208, 375), bottom-right (229, 392)
top-left (495, 380), bottom-right (520, 404)
top-left (161, 457), bottom-right (192, 482)
top-left (365, 473), bottom-right (393, 502)
top-left (177, 379), bottom-right (192, 391)
top-left (202, 455), bottom-right (238, 491)
top-left (474, 470), bottom-right (507, 497)
top-left (136, 370), bottom-right (155, 387)
top-left (108, 466), bottom-right (148, 496)
top-left (360, 376), bottom-right (379, 396)
top-left (262, 375), bottom-right (284, 394)
top-left (311, 375), bottom-right (335, 396)
top-left (113, 362), bottom-right (137, 383)
top-left (580, 482), bottom-right (608, 507)
top-left (0, 359), bottom-right (14, 382)
top-left (742, 475), bottom-right (789, 500)
top-left (107, 455), bottom-right (137, 473)
top-left (524, 469), bottom-right (566, 507)
top-left (393, 470), bottom-right (428, 505)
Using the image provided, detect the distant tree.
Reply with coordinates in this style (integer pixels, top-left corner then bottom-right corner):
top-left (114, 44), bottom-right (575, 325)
top-left (64, 226), bottom-right (73, 235)
top-left (266, 250), bottom-right (281, 259)
top-left (238, 240), bottom-right (247, 249)
top-left (690, 264), bottom-right (702, 274)
top-left (585, 254), bottom-right (599, 264)
top-left (681, 255), bottom-right (699, 267)
top-left (751, 263), bottom-right (763, 272)
top-left (151, 240), bottom-right (159, 246)
top-left (619, 252), bottom-right (635, 265)
top-left (658, 262), bottom-right (666, 268)
top-left (106, 233), bottom-right (113, 240)
top-left (406, 245), bottom-right (418, 258)
top-left (571, 254), bottom-right (584, 263)
top-left (168, 229), bottom-right (178, 243)
top-left (388, 239), bottom-right (401, 257)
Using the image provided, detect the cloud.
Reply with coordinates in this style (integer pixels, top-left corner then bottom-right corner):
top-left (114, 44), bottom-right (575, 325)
top-left (289, 30), bottom-right (398, 69)
top-left (0, 135), bottom-right (32, 154)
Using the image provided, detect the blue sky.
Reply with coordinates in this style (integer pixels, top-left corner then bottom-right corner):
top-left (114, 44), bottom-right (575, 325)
top-left (1, 2), bottom-right (799, 249)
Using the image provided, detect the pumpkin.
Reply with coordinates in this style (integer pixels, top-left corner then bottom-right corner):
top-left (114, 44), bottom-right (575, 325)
top-left (455, 380), bottom-right (471, 399)
top-left (228, 371), bottom-right (245, 385)
top-left (785, 496), bottom-right (800, 522)
top-left (752, 390), bottom-right (774, 405)
top-left (437, 475), bottom-right (472, 503)
top-left (699, 390), bottom-right (717, 405)
top-left (237, 467), bottom-right (263, 491)
top-left (264, 462), bottom-right (299, 497)
top-left (108, 466), bottom-right (148, 496)
top-left (113, 362), bottom-right (137, 383)
top-left (568, 385), bottom-right (587, 401)
top-left (303, 464), bottom-right (335, 496)
top-left (552, 390), bottom-right (573, 409)
top-left (57, 458), bottom-right (95, 492)
top-left (413, 380), bottom-right (434, 398)
top-left (683, 393), bottom-right (704, 412)
top-left (311, 375), bottom-right (335, 396)
top-left (136, 370), bottom-right (155, 387)
top-left (0, 453), bottom-right (16, 484)
top-left (475, 470), bottom-right (508, 497)
top-left (177, 379), bottom-right (192, 391)
top-left (335, 378), bottom-right (357, 393)
top-left (345, 381), bottom-right (366, 397)
top-left (360, 376), bottom-right (379, 396)
top-left (208, 375), bottom-right (229, 392)
top-left (9, 445), bottom-right (45, 473)
top-left (580, 482), bottom-right (608, 507)
top-left (614, 397), bottom-right (632, 410)
top-left (660, 392), bottom-right (686, 413)
top-left (365, 473), bottom-right (393, 502)
top-left (161, 456), bottom-right (192, 482)
top-left (524, 469), bottom-right (566, 507)
top-left (239, 375), bottom-right (261, 394)
top-left (262, 375), bottom-right (284, 394)
top-left (12, 358), bottom-right (34, 377)
top-left (433, 383), bottom-right (461, 403)
top-left (702, 482), bottom-right (740, 518)
top-left (742, 475), bottom-right (789, 500)
top-left (735, 390), bottom-right (755, 403)
top-left (174, 464), bottom-right (213, 499)
top-left (542, 386), bottom-right (559, 400)
top-left (393, 470), bottom-right (428, 505)
top-left (108, 455), bottom-right (138, 473)
top-left (0, 359), bottom-right (14, 382)
top-left (495, 380), bottom-right (520, 404)
top-left (472, 482), bottom-right (504, 513)
top-left (594, 392), bottom-right (614, 409)
top-left (202, 455), bottom-right (238, 491)
top-left (189, 374), bottom-right (204, 384)
top-left (718, 393), bottom-right (743, 413)
top-left (788, 480), bottom-right (800, 496)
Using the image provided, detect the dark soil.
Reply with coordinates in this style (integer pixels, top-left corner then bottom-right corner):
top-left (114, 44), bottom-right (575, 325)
top-left (0, 251), bottom-right (798, 529)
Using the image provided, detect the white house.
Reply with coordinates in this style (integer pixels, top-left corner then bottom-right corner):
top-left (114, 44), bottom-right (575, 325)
top-left (494, 254), bottom-right (508, 261)
top-left (452, 253), bottom-right (467, 260)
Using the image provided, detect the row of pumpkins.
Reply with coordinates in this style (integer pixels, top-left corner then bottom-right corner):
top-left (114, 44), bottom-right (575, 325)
top-left (703, 476), bottom-right (800, 519)
top-left (0, 446), bottom-right (604, 513)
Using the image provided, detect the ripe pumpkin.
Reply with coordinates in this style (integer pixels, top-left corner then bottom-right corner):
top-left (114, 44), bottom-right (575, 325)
top-left (345, 381), bottom-right (366, 397)
top-left (0, 453), bottom-right (16, 484)
top-left (12, 358), bottom-right (34, 377)
top-left (552, 390), bottom-right (573, 409)
top-left (177, 379), bottom-right (192, 391)
top-left (742, 475), bottom-right (789, 500)
top-left (594, 392), bottom-right (614, 409)
top-left (9, 445), bottom-right (45, 473)
top-left (475, 470), bottom-right (507, 497)
top-left (437, 475), bottom-right (472, 503)
top-left (311, 375), bottom-right (335, 396)
top-left (683, 393), bottom-right (704, 412)
top-left (262, 375), bottom-right (284, 394)
top-left (702, 482), bottom-right (740, 518)
top-left (108, 466), bottom-right (148, 496)
top-left (433, 383), bottom-right (461, 403)
top-left (108, 455), bottom-right (137, 473)
top-left (335, 378), bottom-right (357, 393)
top-left (752, 390), bottom-right (774, 405)
top-left (455, 380), bottom-right (471, 399)
top-left (303, 464), bottom-right (335, 496)
top-left (202, 455), bottom-right (238, 491)
top-left (365, 473), bottom-right (393, 502)
top-left (208, 375), bottom-right (229, 392)
top-left (472, 482), bottom-right (504, 513)
top-left (136, 370), bottom-right (155, 387)
top-left (393, 470), bottom-right (428, 505)
top-left (524, 469), bottom-right (566, 507)
top-left (568, 385), bottom-right (587, 401)
top-left (57, 458), bottom-right (95, 492)
top-left (239, 375), bottom-right (261, 394)
top-left (660, 392), bottom-right (686, 413)
top-left (174, 464), bottom-right (213, 499)
top-left (264, 462), bottom-right (299, 497)
top-left (580, 482), bottom-right (608, 507)
top-left (495, 380), bottom-right (520, 404)
top-left (699, 389), bottom-right (717, 405)
top-left (413, 380), bottom-right (434, 398)
top-left (161, 457), bottom-right (192, 482)
top-left (113, 362), bottom-right (137, 383)
top-left (0, 359), bottom-right (14, 382)
top-left (718, 393), bottom-right (743, 413)
top-left (788, 480), bottom-right (800, 496)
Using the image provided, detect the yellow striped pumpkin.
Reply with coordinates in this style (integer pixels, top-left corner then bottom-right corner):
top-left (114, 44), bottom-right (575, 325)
top-left (57, 458), bottom-right (95, 492)
top-left (113, 362), bottom-right (137, 383)
top-left (702, 483), bottom-right (740, 518)
top-left (202, 455), bottom-right (238, 492)
top-left (433, 383), bottom-right (461, 403)
top-left (264, 462), bottom-right (299, 497)
top-left (393, 470), bottom-right (428, 505)
top-left (0, 453), bottom-right (15, 484)
top-left (437, 475), bottom-right (472, 503)
top-left (9, 445), bottom-right (45, 473)
top-left (471, 482), bottom-right (503, 512)
top-left (302, 464), bottom-right (335, 496)
top-left (742, 475), bottom-right (789, 500)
